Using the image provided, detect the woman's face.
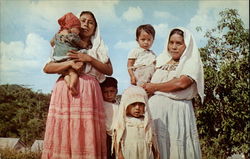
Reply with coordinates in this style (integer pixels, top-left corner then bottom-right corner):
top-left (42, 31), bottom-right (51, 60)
top-left (79, 13), bottom-right (96, 37)
top-left (168, 33), bottom-right (186, 61)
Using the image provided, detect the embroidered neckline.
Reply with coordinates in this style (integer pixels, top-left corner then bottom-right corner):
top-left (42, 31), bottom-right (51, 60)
top-left (159, 63), bottom-right (178, 71)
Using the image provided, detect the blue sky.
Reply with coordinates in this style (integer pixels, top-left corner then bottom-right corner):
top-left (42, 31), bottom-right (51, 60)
top-left (0, 0), bottom-right (249, 94)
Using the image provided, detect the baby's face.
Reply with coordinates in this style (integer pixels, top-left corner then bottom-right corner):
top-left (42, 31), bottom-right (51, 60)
top-left (102, 87), bottom-right (117, 103)
top-left (126, 102), bottom-right (145, 118)
top-left (137, 30), bottom-right (154, 50)
top-left (70, 27), bottom-right (81, 35)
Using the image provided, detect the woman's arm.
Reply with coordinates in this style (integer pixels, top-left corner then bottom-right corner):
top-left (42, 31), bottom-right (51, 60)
top-left (142, 75), bottom-right (194, 95)
top-left (43, 60), bottom-right (82, 74)
top-left (68, 50), bottom-right (113, 76)
top-left (127, 59), bottom-right (136, 85)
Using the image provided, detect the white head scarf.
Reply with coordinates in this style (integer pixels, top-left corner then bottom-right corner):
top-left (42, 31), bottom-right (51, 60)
top-left (79, 13), bottom-right (109, 82)
top-left (156, 27), bottom-right (204, 102)
top-left (113, 86), bottom-right (158, 155)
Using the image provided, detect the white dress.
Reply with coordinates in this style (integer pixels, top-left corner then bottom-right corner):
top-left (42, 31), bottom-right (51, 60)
top-left (121, 117), bottom-right (154, 159)
top-left (128, 47), bottom-right (156, 86)
top-left (149, 63), bottom-right (202, 159)
top-left (103, 101), bottom-right (119, 136)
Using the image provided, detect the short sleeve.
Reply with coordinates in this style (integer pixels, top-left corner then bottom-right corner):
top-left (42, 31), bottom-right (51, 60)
top-left (128, 48), bottom-right (138, 59)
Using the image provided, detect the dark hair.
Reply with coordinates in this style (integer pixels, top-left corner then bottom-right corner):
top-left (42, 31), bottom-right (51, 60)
top-left (79, 11), bottom-right (97, 32)
top-left (100, 77), bottom-right (118, 89)
top-left (136, 24), bottom-right (155, 40)
top-left (169, 28), bottom-right (184, 38)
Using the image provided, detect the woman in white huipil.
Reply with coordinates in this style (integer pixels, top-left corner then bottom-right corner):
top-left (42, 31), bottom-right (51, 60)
top-left (142, 27), bottom-right (204, 159)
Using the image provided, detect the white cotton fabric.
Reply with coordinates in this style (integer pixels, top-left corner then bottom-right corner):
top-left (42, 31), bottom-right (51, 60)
top-left (149, 95), bottom-right (202, 159)
top-left (113, 86), bottom-right (158, 159)
top-left (103, 101), bottom-right (119, 136)
top-left (122, 117), bottom-right (154, 159)
top-left (151, 64), bottom-right (198, 100)
top-left (128, 47), bottom-right (157, 86)
top-left (155, 27), bottom-right (204, 102)
top-left (149, 27), bottom-right (203, 159)
top-left (128, 47), bottom-right (156, 67)
top-left (79, 22), bottom-right (109, 83)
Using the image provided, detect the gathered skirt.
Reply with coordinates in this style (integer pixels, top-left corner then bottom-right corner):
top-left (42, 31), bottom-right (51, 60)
top-left (42, 74), bottom-right (107, 159)
top-left (148, 95), bottom-right (202, 159)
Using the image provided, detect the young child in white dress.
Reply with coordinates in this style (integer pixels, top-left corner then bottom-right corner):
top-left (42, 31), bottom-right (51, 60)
top-left (100, 77), bottom-right (119, 159)
top-left (127, 24), bottom-right (157, 86)
top-left (50, 12), bottom-right (88, 96)
top-left (113, 86), bottom-right (159, 159)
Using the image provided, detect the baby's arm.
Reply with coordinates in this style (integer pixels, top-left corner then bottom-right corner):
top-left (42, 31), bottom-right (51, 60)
top-left (127, 59), bottom-right (137, 85)
top-left (117, 143), bottom-right (124, 159)
top-left (68, 34), bottom-right (88, 49)
top-left (50, 36), bottom-right (55, 47)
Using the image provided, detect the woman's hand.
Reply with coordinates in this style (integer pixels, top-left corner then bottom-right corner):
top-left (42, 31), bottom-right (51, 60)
top-left (142, 83), bottom-right (157, 96)
top-left (68, 50), bottom-right (113, 76)
top-left (68, 50), bottom-right (92, 63)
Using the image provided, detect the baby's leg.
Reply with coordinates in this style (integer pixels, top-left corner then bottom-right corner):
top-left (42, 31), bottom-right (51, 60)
top-left (63, 71), bottom-right (70, 88)
top-left (68, 68), bottom-right (78, 96)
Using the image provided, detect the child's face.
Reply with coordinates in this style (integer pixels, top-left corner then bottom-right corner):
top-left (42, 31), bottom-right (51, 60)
top-left (102, 87), bottom-right (117, 103)
top-left (126, 102), bottom-right (145, 118)
top-left (137, 30), bottom-right (154, 50)
top-left (70, 27), bottom-right (81, 35)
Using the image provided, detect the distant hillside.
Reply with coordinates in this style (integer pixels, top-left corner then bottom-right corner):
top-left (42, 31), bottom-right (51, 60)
top-left (0, 84), bottom-right (50, 146)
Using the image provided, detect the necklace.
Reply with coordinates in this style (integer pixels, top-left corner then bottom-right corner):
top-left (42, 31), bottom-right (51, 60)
top-left (167, 59), bottom-right (180, 65)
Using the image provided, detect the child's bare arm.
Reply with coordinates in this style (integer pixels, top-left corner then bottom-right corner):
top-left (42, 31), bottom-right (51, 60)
top-left (127, 59), bottom-right (136, 85)
top-left (117, 143), bottom-right (124, 159)
top-left (152, 145), bottom-right (160, 159)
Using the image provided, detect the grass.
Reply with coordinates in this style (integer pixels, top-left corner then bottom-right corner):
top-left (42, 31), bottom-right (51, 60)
top-left (0, 148), bottom-right (41, 159)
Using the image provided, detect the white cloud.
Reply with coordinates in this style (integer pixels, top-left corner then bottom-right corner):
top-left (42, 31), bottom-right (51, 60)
top-left (0, 33), bottom-right (50, 75)
top-left (1, 0), bottom-right (120, 39)
top-left (187, 0), bottom-right (249, 47)
top-left (153, 11), bottom-right (178, 21)
top-left (153, 23), bottom-right (169, 38)
top-left (114, 40), bottom-right (137, 50)
top-left (122, 6), bottom-right (143, 22)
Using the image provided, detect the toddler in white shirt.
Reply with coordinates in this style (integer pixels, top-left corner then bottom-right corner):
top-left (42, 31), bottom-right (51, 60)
top-left (127, 24), bottom-right (157, 86)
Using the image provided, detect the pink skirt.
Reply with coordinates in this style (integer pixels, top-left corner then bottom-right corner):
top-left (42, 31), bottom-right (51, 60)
top-left (42, 74), bottom-right (107, 159)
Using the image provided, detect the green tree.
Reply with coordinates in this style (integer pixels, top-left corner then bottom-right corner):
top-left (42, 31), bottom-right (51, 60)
top-left (0, 84), bottom-right (50, 146)
top-left (195, 8), bottom-right (249, 158)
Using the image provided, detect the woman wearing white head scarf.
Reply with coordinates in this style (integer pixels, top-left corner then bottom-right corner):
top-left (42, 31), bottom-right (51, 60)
top-left (142, 27), bottom-right (204, 159)
top-left (42, 11), bottom-right (112, 159)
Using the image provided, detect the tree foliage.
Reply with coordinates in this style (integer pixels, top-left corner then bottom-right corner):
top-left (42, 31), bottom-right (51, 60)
top-left (195, 8), bottom-right (249, 157)
top-left (0, 84), bottom-right (50, 146)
